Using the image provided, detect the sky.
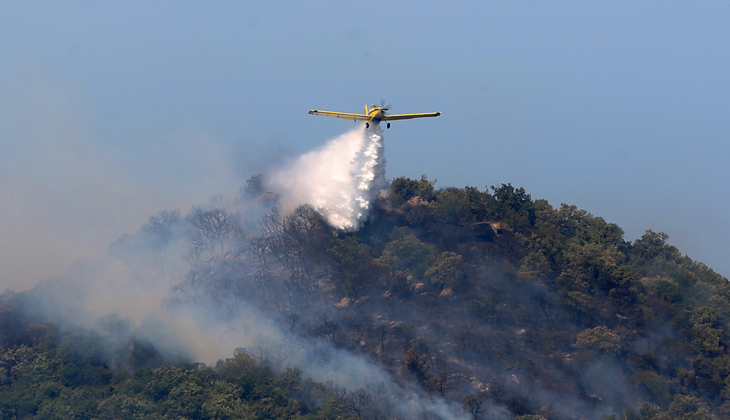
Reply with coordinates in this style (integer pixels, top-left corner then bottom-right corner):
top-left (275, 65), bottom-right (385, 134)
top-left (1, 1), bottom-right (729, 290)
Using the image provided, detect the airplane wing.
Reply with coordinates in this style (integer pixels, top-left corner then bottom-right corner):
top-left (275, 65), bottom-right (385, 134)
top-left (308, 110), bottom-right (371, 121)
top-left (382, 112), bottom-right (441, 121)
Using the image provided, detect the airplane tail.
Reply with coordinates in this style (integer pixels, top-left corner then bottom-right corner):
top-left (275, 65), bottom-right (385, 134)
top-left (365, 104), bottom-right (369, 114)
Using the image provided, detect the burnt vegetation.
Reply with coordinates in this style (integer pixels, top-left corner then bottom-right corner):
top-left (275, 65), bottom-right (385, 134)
top-left (2, 174), bottom-right (730, 419)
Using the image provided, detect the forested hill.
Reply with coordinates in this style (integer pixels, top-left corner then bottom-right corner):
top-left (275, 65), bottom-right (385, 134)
top-left (2, 175), bottom-right (730, 419)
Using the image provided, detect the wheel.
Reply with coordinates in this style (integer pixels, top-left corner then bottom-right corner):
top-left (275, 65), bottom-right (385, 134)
top-left (387, 123), bottom-right (391, 129)
top-left (365, 123), bottom-right (369, 129)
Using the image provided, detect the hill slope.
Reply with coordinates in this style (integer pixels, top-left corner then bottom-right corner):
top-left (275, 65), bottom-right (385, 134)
top-left (2, 175), bottom-right (729, 419)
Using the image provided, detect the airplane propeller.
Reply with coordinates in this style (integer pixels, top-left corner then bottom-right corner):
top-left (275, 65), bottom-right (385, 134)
top-left (379, 99), bottom-right (392, 112)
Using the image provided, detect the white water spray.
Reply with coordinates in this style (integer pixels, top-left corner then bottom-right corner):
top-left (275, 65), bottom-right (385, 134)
top-left (269, 126), bottom-right (387, 231)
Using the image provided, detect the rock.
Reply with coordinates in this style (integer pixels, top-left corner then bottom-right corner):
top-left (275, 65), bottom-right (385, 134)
top-left (488, 221), bottom-right (513, 235)
top-left (439, 287), bottom-right (454, 297)
top-left (334, 297), bottom-right (350, 308)
top-left (407, 196), bottom-right (428, 206)
top-left (255, 192), bottom-right (280, 208)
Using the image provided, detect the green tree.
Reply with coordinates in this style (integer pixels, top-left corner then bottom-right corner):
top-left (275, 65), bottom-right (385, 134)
top-left (432, 188), bottom-right (474, 225)
top-left (328, 236), bottom-right (375, 298)
top-left (490, 183), bottom-right (535, 231)
top-left (378, 227), bottom-right (435, 278)
top-left (574, 326), bottom-right (622, 354)
top-left (390, 175), bottom-right (437, 202)
top-left (424, 251), bottom-right (468, 291)
top-left (665, 395), bottom-right (713, 420)
top-left (688, 306), bottom-right (724, 354)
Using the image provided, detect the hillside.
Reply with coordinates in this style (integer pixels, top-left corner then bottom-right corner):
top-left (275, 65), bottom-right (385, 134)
top-left (2, 175), bottom-right (729, 419)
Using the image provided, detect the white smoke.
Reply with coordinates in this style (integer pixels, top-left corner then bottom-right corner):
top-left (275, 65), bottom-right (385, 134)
top-left (269, 125), bottom-right (388, 231)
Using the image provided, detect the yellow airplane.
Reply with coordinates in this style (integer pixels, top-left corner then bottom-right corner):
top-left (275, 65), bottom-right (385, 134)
top-left (308, 103), bottom-right (441, 129)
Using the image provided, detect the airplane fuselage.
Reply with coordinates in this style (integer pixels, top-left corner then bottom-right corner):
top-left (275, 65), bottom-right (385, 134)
top-left (365, 105), bottom-right (386, 123)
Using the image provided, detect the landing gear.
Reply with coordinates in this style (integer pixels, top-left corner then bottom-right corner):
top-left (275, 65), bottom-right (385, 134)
top-left (387, 123), bottom-right (391, 129)
top-left (365, 122), bottom-right (369, 129)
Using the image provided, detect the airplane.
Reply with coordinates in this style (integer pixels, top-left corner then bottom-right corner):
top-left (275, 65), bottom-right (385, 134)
top-left (308, 102), bottom-right (441, 129)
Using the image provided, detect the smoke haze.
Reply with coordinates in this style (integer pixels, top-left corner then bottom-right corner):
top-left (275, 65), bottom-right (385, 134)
top-left (3, 104), bottom-right (671, 417)
top-left (2, 91), bottom-right (472, 417)
top-left (0, 68), bottom-right (240, 292)
top-left (6, 176), bottom-right (470, 420)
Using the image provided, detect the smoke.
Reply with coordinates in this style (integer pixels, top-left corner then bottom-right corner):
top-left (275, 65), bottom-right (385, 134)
top-left (0, 72), bottom-right (463, 418)
top-left (2, 119), bottom-right (470, 418)
top-left (0, 67), bottom-right (240, 292)
top-left (13, 213), bottom-right (470, 419)
top-left (268, 125), bottom-right (388, 231)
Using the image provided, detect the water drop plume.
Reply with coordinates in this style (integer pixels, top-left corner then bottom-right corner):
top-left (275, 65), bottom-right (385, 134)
top-left (269, 126), bottom-right (387, 231)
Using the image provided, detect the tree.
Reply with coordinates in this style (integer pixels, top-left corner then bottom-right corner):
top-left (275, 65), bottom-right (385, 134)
top-left (424, 251), bottom-right (468, 291)
top-left (517, 250), bottom-right (551, 281)
top-left (379, 227), bottom-right (435, 278)
top-left (405, 344), bottom-right (429, 382)
top-left (573, 326), bottom-right (622, 354)
top-left (490, 183), bottom-right (535, 231)
top-left (463, 392), bottom-right (485, 420)
top-left (328, 236), bottom-right (374, 299)
top-left (688, 323), bottom-right (723, 355)
top-left (241, 173), bottom-right (265, 199)
top-left (463, 185), bottom-right (495, 222)
top-left (432, 188), bottom-right (474, 225)
top-left (688, 306), bottom-right (724, 354)
top-left (187, 207), bottom-right (237, 261)
top-left (390, 174), bottom-right (437, 202)
top-left (0, 298), bottom-right (28, 348)
top-left (142, 209), bottom-right (181, 246)
top-left (425, 372), bottom-right (450, 397)
top-left (666, 395), bottom-right (713, 420)
top-left (631, 230), bottom-right (682, 267)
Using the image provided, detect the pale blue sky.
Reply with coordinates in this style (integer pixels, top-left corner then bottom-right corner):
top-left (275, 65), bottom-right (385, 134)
top-left (1, 1), bottom-right (729, 288)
